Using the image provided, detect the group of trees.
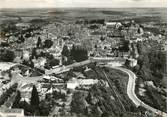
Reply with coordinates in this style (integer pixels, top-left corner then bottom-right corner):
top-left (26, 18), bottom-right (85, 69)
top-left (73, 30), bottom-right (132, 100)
top-left (36, 37), bottom-right (53, 49)
top-left (75, 19), bottom-right (105, 25)
top-left (44, 58), bottom-right (59, 69)
top-left (133, 41), bottom-right (167, 113)
top-left (135, 42), bottom-right (166, 86)
top-left (71, 84), bottom-right (139, 117)
top-left (62, 44), bottom-right (88, 65)
top-left (119, 40), bottom-right (130, 52)
top-left (71, 45), bottom-right (88, 62)
top-left (44, 52), bottom-right (60, 69)
top-left (30, 19), bottom-right (48, 27)
top-left (61, 45), bottom-right (72, 65)
top-left (12, 85), bottom-right (50, 116)
top-left (71, 91), bottom-right (87, 115)
top-left (17, 35), bottom-right (25, 43)
top-left (0, 49), bottom-right (15, 62)
top-left (85, 19), bottom-right (105, 25)
top-left (70, 65), bottom-right (141, 117)
top-left (29, 46), bottom-right (60, 69)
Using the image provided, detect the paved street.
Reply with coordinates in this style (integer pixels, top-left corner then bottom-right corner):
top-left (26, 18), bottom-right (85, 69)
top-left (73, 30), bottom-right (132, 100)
top-left (108, 66), bottom-right (167, 117)
top-left (1, 59), bottom-right (167, 116)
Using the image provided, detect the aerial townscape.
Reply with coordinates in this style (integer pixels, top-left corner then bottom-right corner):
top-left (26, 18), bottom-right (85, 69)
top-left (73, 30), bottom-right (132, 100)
top-left (0, 8), bottom-right (167, 117)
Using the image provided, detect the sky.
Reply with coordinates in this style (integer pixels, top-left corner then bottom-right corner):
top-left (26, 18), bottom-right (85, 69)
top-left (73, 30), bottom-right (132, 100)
top-left (0, 0), bottom-right (167, 8)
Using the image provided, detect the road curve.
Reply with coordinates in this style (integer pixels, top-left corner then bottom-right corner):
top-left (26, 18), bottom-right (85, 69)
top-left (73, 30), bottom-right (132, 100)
top-left (106, 66), bottom-right (167, 117)
top-left (2, 60), bottom-right (167, 116)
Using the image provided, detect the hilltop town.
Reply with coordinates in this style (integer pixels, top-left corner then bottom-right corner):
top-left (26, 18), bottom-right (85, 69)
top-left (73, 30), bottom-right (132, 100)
top-left (0, 9), bottom-right (167, 117)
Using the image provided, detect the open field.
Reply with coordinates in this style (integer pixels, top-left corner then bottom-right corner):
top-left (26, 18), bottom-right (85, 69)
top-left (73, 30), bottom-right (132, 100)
top-left (1, 8), bottom-right (167, 24)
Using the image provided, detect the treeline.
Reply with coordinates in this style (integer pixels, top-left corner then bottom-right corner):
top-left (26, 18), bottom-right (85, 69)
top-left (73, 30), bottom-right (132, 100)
top-left (76, 19), bottom-right (105, 25)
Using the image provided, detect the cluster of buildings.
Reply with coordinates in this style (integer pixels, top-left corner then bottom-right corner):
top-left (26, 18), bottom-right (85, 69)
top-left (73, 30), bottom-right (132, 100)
top-left (0, 16), bottom-right (167, 116)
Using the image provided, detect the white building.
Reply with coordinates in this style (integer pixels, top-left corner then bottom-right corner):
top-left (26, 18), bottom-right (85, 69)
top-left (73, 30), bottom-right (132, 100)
top-left (33, 57), bottom-right (46, 68)
top-left (128, 58), bottom-right (138, 67)
top-left (23, 50), bottom-right (30, 61)
top-left (78, 79), bottom-right (98, 86)
top-left (67, 78), bottom-right (79, 90)
top-left (0, 109), bottom-right (24, 117)
top-left (105, 22), bottom-right (122, 29)
top-left (67, 78), bottom-right (98, 90)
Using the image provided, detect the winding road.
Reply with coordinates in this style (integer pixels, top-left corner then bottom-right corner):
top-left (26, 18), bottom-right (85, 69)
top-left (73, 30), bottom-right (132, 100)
top-left (47, 58), bottom-right (167, 117)
top-left (106, 66), bottom-right (167, 117)
top-left (1, 58), bottom-right (167, 116)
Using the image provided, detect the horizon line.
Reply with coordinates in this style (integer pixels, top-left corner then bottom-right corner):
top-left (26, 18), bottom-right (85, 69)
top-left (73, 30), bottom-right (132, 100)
top-left (1, 6), bottom-right (167, 10)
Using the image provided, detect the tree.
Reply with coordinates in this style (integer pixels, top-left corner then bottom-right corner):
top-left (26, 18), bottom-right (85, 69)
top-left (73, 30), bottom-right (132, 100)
top-left (19, 100), bottom-right (33, 115)
top-left (36, 37), bottom-right (42, 48)
top-left (12, 90), bottom-right (21, 108)
top-left (100, 36), bottom-right (105, 41)
top-left (17, 35), bottom-right (25, 43)
top-left (25, 33), bottom-right (31, 38)
top-left (62, 45), bottom-right (70, 57)
top-left (62, 45), bottom-right (72, 65)
top-left (30, 85), bottom-right (39, 107)
top-left (31, 48), bottom-right (37, 59)
top-left (86, 92), bottom-right (92, 104)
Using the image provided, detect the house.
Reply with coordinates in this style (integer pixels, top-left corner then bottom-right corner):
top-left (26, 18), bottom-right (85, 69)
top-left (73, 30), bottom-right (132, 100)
top-left (23, 50), bottom-right (30, 61)
top-left (32, 57), bottom-right (46, 68)
top-left (105, 22), bottom-right (122, 29)
top-left (67, 78), bottom-right (79, 90)
top-left (126, 58), bottom-right (138, 67)
top-left (43, 75), bottom-right (51, 82)
top-left (108, 61), bottom-right (124, 67)
top-left (78, 79), bottom-right (98, 86)
top-left (67, 78), bottom-right (99, 90)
